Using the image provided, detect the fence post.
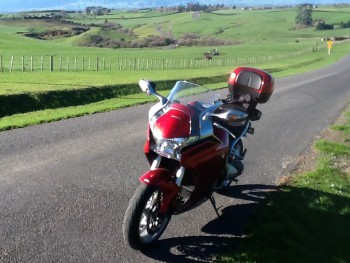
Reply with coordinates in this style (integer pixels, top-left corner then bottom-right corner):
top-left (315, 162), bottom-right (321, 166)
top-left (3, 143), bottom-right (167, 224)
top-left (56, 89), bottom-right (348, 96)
top-left (50, 56), bottom-right (53, 72)
top-left (10, 56), bottom-right (14, 72)
top-left (0, 55), bottom-right (3, 73)
top-left (41, 56), bottom-right (44, 72)
top-left (96, 57), bottom-right (99, 71)
top-left (75, 57), bottom-right (77, 71)
top-left (82, 57), bottom-right (84, 71)
top-left (31, 56), bottom-right (33, 72)
top-left (59, 57), bottom-right (62, 71)
top-left (22, 56), bottom-right (25, 72)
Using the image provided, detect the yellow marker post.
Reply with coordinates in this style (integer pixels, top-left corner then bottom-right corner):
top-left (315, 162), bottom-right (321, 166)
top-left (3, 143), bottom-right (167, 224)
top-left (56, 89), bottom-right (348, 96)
top-left (327, 40), bottom-right (333, 55)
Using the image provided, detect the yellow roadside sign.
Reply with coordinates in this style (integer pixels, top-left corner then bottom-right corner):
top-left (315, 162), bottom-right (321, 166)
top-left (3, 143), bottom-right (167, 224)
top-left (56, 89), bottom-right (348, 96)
top-left (327, 40), bottom-right (333, 49)
top-left (327, 40), bottom-right (333, 55)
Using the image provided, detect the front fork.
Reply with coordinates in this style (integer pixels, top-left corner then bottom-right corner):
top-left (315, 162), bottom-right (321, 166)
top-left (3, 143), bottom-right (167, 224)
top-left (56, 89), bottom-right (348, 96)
top-left (139, 156), bottom-right (184, 214)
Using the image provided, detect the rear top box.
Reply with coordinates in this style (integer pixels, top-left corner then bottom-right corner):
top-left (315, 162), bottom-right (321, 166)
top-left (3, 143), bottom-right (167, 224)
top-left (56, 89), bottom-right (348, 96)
top-left (228, 67), bottom-right (274, 104)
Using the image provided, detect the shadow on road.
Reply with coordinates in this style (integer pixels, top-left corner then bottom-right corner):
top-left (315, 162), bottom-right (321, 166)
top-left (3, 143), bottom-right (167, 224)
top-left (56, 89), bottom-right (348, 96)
top-left (141, 184), bottom-right (278, 262)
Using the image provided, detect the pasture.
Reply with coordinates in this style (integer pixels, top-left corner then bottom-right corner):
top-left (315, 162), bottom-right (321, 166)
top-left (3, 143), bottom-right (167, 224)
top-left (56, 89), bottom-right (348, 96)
top-left (0, 5), bottom-right (350, 130)
top-left (2, 7), bottom-right (349, 67)
top-left (2, 6), bottom-right (349, 74)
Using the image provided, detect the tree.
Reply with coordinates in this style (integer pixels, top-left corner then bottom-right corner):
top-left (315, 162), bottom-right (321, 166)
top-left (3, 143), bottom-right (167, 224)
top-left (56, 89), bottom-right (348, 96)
top-left (295, 4), bottom-right (313, 26)
top-left (315, 21), bottom-right (334, 30)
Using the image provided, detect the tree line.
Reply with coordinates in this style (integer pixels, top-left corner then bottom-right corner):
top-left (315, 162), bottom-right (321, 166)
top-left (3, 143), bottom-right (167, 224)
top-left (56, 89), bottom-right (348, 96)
top-left (85, 3), bottom-right (231, 16)
top-left (162, 2), bottom-right (228, 13)
top-left (295, 3), bottom-right (350, 31)
top-left (85, 6), bottom-right (111, 16)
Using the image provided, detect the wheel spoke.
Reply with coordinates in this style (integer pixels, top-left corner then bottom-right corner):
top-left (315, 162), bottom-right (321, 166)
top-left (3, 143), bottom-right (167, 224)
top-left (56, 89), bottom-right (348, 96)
top-left (137, 189), bottom-right (169, 244)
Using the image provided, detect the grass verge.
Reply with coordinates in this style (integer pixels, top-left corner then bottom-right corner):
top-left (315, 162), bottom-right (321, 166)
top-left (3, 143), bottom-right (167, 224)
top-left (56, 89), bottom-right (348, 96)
top-left (218, 104), bottom-right (350, 263)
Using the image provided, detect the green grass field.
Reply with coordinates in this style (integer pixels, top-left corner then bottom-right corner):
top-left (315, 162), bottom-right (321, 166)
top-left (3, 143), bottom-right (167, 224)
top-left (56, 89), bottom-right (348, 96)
top-left (0, 5), bottom-right (350, 131)
top-left (2, 7), bottom-right (349, 61)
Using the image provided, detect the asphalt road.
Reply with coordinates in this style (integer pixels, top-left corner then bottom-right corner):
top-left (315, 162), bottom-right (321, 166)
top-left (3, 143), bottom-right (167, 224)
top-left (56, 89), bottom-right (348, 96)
top-left (1, 54), bottom-right (350, 262)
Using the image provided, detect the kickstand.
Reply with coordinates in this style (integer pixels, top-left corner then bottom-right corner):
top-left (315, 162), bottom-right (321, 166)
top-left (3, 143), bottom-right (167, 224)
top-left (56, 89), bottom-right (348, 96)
top-left (209, 195), bottom-right (220, 217)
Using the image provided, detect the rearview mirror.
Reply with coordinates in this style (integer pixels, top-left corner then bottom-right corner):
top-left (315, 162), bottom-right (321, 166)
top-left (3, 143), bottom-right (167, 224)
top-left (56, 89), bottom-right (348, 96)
top-left (139, 79), bottom-right (156, 95)
top-left (138, 79), bottom-right (167, 105)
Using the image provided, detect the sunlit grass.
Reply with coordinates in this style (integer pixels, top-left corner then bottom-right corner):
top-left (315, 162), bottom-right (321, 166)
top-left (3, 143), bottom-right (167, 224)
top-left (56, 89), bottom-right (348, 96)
top-left (219, 108), bottom-right (350, 263)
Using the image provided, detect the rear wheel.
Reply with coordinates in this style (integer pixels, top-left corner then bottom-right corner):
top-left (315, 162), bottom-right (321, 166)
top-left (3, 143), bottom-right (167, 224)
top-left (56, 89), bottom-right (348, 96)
top-left (122, 184), bottom-right (171, 250)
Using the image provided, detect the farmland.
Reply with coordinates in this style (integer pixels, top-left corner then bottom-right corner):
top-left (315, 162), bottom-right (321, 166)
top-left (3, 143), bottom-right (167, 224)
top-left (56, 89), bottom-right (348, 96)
top-left (0, 5), bottom-right (350, 130)
top-left (1, 7), bottom-right (349, 62)
top-left (1, 6), bottom-right (350, 74)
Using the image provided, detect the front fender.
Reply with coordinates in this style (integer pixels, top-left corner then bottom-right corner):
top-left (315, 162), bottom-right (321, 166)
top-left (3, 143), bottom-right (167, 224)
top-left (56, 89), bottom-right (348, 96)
top-left (139, 168), bottom-right (173, 185)
top-left (139, 168), bottom-right (179, 214)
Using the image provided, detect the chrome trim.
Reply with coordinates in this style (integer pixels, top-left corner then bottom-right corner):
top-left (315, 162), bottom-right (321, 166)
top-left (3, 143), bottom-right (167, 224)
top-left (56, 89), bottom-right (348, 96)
top-left (150, 155), bottom-right (162, 170)
top-left (213, 119), bottom-right (251, 161)
top-left (230, 121), bottom-right (250, 159)
top-left (199, 101), bottom-right (223, 139)
top-left (213, 122), bottom-right (236, 140)
top-left (176, 166), bottom-right (185, 186)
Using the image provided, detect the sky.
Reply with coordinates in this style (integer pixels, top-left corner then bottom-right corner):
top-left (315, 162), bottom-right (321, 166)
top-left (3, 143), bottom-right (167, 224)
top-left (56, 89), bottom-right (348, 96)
top-left (0, 0), bottom-right (348, 13)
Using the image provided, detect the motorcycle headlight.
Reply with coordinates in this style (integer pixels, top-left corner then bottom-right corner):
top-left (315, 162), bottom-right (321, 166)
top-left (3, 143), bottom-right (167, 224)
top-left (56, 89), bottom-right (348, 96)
top-left (150, 112), bottom-right (188, 160)
top-left (153, 137), bottom-right (185, 160)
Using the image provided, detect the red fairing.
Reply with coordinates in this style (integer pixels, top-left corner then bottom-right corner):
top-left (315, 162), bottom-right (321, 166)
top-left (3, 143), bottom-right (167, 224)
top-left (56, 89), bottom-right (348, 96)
top-left (139, 168), bottom-right (179, 214)
top-left (153, 104), bottom-right (193, 139)
top-left (179, 131), bottom-right (228, 206)
top-left (144, 124), bottom-right (151, 153)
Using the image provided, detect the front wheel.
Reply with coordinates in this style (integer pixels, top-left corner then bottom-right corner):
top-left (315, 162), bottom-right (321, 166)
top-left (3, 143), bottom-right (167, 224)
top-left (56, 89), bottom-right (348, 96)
top-left (122, 184), bottom-right (172, 250)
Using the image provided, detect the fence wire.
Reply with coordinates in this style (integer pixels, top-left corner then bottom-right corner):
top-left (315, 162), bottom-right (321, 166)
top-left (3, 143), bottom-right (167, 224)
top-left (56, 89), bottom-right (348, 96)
top-left (0, 45), bottom-right (326, 73)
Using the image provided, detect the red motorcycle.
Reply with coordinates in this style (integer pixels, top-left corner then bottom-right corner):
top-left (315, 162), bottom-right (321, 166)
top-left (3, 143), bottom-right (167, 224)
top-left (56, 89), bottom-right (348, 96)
top-left (123, 67), bottom-right (274, 250)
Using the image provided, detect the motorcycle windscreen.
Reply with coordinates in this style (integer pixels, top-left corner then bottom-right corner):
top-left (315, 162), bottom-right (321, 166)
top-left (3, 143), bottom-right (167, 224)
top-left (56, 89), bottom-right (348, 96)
top-left (152, 107), bottom-right (191, 139)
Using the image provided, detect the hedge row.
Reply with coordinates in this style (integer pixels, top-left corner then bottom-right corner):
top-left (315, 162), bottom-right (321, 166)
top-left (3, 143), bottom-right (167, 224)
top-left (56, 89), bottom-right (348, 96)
top-left (0, 74), bottom-right (227, 118)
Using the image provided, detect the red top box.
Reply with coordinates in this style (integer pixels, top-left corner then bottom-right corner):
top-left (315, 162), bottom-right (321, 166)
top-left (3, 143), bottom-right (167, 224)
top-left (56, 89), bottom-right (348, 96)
top-left (228, 67), bottom-right (274, 104)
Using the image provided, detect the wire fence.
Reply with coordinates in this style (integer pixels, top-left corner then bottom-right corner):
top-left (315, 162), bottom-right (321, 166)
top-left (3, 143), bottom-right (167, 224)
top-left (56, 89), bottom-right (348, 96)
top-left (0, 45), bottom-right (325, 73)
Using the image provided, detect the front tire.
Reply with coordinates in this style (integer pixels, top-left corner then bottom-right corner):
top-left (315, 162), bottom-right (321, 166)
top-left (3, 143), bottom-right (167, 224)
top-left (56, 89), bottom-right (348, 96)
top-left (122, 184), bottom-right (171, 250)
